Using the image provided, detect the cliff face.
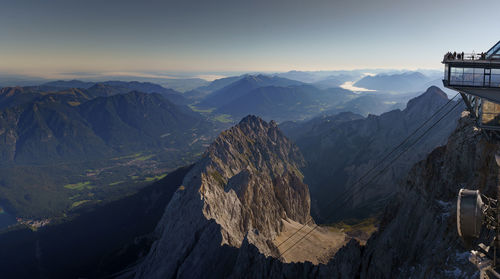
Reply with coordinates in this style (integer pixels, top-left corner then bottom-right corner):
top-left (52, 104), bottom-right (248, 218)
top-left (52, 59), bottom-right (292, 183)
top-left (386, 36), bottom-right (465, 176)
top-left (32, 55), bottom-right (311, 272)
top-left (227, 111), bottom-right (493, 278)
top-left (286, 86), bottom-right (463, 221)
top-left (355, 110), bottom-right (493, 278)
top-left (134, 115), bottom-right (311, 278)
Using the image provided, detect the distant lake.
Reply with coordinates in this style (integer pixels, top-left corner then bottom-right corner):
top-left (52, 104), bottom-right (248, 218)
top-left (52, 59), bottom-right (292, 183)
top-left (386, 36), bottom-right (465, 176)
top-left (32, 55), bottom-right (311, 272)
top-left (0, 206), bottom-right (16, 230)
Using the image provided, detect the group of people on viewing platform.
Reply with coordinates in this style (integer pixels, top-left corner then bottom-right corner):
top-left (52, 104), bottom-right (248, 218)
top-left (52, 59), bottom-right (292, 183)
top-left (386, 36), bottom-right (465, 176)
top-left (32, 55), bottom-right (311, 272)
top-left (445, 51), bottom-right (487, 60)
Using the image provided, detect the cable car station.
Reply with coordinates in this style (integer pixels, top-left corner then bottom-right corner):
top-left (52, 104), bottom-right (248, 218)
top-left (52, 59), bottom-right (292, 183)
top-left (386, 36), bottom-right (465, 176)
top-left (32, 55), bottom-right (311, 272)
top-left (447, 41), bottom-right (500, 279)
top-left (443, 41), bottom-right (500, 130)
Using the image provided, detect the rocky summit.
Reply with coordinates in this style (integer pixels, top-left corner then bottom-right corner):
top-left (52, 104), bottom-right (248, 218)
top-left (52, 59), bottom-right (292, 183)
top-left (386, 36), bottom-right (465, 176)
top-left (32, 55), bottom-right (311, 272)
top-left (134, 115), bottom-right (315, 278)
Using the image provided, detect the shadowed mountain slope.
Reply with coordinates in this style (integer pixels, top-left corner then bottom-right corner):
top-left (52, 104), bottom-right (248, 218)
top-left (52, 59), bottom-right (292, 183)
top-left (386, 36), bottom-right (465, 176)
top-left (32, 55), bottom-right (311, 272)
top-left (198, 74), bottom-right (304, 108)
top-left (0, 91), bottom-right (208, 164)
top-left (282, 86), bottom-right (463, 221)
top-left (215, 85), bottom-right (355, 122)
top-left (0, 165), bottom-right (192, 279)
top-left (0, 90), bottom-right (218, 218)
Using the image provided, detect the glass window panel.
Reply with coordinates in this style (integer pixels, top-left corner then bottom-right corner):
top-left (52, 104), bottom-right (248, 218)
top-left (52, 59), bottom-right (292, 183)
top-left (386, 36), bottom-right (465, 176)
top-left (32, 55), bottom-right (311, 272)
top-left (474, 68), bottom-right (484, 74)
top-left (471, 68), bottom-right (484, 86)
top-left (450, 72), bottom-right (463, 84)
top-left (473, 74), bottom-right (484, 86)
top-left (485, 74), bottom-right (491, 86)
top-left (463, 71), bottom-right (474, 85)
top-left (491, 75), bottom-right (500, 87)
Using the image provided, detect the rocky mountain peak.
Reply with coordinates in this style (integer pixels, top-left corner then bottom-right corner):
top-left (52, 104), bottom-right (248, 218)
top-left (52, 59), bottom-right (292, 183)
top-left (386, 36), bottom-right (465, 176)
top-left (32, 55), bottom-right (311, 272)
top-left (135, 116), bottom-right (312, 278)
top-left (205, 115), bottom-right (304, 182)
top-left (406, 85), bottom-right (448, 110)
top-left (0, 86), bottom-right (28, 97)
top-left (239, 114), bottom-right (264, 124)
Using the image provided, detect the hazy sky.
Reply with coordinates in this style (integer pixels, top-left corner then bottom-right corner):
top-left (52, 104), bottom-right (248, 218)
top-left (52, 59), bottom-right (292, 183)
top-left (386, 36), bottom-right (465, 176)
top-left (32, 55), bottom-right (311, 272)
top-left (1, 0), bottom-right (499, 77)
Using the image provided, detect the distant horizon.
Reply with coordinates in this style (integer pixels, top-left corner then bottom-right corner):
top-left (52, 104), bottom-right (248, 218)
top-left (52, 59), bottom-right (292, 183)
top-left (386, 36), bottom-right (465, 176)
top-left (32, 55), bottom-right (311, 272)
top-left (0, 67), bottom-right (444, 82)
top-left (2, 0), bottom-right (498, 77)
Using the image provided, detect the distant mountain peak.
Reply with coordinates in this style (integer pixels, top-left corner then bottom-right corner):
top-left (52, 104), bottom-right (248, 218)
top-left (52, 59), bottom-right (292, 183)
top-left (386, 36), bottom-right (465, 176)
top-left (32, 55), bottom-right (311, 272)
top-left (198, 74), bottom-right (303, 108)
top-left (239, 74), bottom-right (269, 83)
top-left (405, 86), bottom-right (448, 110)
top-left (423, 85), bottom-right (448, 98)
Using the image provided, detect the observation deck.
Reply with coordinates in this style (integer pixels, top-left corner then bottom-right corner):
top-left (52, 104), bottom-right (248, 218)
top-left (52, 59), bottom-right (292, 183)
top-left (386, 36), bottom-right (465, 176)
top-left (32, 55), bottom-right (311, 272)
top-left (443, 41), bottom-right (500, 130)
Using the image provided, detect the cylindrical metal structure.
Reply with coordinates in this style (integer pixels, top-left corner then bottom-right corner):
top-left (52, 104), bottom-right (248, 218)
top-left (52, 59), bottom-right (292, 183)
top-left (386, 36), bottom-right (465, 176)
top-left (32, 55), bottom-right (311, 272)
top-left (495, 150), bottom-right (500, 267)
top-left (457, 189), bottom-right (484, 239)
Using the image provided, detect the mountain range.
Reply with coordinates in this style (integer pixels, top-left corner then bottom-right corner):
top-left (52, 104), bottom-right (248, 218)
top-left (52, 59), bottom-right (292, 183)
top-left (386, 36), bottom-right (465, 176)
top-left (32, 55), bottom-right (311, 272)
top-left (0, 90), bottom-right (207, 164)
top-left (0, 64), bottom-right (487, 279)
top-left (190, 73), bottom-right (431, 122)
top-left (353, 72), bottom-right (433, 92)
top-left (0, 85), bottom-right (220, 218)
top-left (281, 86), bottom-right (464, 221)
top-left (0, 105), bottom-right (479, 279)
top-left (0, 72), bottom-right (446, 220)
top-left (0, 93), bottom-right (484, 278)
top-left (215, 85), bottom-right (356, 122)
top-left (197, 74), bottom-right (304, 108)
top-left (183, 76), bottom-right (243, 100)
top-left (0, 115), bottom-right (323, 278)
top-left (0, 81), bottom-right (189, 108)
top-left (44, 80), bottom-right (190, 105)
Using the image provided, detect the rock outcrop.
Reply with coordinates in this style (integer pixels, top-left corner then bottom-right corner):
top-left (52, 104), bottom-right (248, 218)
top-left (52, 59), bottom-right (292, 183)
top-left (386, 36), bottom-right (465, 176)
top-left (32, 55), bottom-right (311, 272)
top-left (134, 115), bottom-right (312, 278)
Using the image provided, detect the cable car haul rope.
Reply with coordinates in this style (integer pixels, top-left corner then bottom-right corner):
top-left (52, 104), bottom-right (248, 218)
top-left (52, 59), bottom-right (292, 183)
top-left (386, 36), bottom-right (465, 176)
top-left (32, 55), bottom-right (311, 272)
top-left (277, 93), bottom-right (463, 258)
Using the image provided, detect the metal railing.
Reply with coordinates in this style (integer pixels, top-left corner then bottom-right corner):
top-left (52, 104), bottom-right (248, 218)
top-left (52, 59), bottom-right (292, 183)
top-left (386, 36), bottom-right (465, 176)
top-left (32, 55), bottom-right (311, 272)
top-left (444, 52), bottom-right (487, 61)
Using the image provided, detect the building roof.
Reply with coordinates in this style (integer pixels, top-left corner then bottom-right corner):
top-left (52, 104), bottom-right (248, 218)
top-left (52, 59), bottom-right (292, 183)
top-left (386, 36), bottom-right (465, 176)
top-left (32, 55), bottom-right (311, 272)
top-left (486, 41), bottom-right (500, 60)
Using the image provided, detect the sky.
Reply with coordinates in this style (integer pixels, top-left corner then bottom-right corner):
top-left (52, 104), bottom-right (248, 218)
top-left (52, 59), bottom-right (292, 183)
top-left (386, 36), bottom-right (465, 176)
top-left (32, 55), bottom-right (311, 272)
top-left (1, 0), bottom-right (499, 78)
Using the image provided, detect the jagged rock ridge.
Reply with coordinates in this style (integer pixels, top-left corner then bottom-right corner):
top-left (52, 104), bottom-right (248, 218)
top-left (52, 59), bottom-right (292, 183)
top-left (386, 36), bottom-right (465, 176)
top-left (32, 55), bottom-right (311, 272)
top-left (134, 115), bottom-right (312, 278)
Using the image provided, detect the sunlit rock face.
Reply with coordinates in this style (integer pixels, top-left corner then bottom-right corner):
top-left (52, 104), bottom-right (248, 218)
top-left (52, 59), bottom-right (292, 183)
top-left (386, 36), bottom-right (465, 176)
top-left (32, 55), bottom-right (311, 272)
top-left (134, 115), bottom-right (312, 278)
